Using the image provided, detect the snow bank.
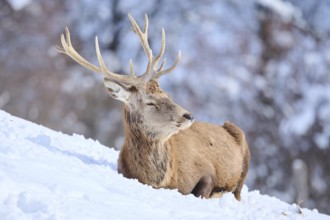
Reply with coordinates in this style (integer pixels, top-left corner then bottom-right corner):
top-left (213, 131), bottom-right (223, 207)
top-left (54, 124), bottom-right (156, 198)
top-left (0, 110), bottom-right (328, 220)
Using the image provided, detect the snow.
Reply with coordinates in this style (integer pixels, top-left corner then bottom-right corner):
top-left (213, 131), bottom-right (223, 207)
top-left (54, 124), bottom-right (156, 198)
top-left (257, 0), bottom-right (302, 22)
top-left (0, 110), bottom-right (329, 220)
top-left (1, 0), bottom-right (330, 214)
top-left (7, 0), bottom-right (32, 11)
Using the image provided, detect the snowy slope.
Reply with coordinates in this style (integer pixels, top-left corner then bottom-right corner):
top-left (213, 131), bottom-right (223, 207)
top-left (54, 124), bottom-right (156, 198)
top-left (0, 110), bottom-right (329, 220)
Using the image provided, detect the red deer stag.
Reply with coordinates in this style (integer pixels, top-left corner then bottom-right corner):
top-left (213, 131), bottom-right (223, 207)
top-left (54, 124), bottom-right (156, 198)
top-left (57, 14), bottom-right (251, 200)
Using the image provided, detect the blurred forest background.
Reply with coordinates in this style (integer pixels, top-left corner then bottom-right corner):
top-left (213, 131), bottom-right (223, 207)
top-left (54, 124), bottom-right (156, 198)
top-left (1, 0), bottom-right (330, 214)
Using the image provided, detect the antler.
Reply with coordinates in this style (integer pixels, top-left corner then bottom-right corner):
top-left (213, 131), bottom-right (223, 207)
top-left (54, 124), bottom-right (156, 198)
top-left (128, 13), bottom-right (181, 80)
top-left (57, 27), bottom-right (139, 85)
top-left (57, 14), bottom-right (180, 85)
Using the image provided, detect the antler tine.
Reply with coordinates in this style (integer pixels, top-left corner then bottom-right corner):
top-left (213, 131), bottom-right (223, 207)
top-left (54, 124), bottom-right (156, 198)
top-left (128, 13), bottom-right (154, 81)
top-left (154, 28), bottom-right (166, 68)
top-left (143, 14), bottom-right (149, 37)
top-left (128, 14), bottom-right (150, 54)
top-left (129, 59), bottom-right (135, 77)
top-left (154, 51), bottom-right (181, 79)
top-left (95, 36), bottom-right (137, 84)
top-left (58, 27), bottom-right (139, 85)
top-left (57, 27), bottom-right (102, 74)
top-left (157, 58), bottom-right (166, 72)
top-left (127, 14), bottom-right (181, 81)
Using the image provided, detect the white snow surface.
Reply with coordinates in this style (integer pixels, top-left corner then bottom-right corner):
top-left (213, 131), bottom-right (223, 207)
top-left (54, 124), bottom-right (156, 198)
top-left (0, 110), bottom-right (329, 220)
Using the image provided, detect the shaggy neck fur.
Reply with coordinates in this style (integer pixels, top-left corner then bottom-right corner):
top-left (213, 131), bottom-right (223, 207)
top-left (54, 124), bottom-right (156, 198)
top-left (122, 106), bottom-right (171, 186)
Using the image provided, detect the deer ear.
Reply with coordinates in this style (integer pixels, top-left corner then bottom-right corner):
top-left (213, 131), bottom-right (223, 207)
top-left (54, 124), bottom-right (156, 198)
top-left (103, 79), bottom-right (131, 103)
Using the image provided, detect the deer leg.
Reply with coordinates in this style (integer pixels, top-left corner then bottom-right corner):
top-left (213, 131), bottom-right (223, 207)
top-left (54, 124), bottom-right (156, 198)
top-left (233, 149), bottom-right (250, 201)
top-left (191, 176), bottom-right (214, 198)
top-left (233, 173), bottom-right (247, 201)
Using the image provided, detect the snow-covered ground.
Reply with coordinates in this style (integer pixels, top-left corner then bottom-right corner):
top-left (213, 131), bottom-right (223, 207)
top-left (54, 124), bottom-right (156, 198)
top-left (0, 110), bottom-right (329, 220)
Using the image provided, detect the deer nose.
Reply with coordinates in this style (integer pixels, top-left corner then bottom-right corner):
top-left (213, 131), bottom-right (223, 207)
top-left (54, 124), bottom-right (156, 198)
top-left (183, 113), bottom-right (194, 121)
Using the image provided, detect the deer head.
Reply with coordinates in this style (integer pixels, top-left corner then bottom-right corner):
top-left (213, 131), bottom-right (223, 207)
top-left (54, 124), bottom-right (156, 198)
top-left (57, 14), bottom-right (194, 141)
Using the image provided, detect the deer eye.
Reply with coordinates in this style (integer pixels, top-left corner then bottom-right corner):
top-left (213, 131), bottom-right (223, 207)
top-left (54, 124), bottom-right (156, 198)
top-left (146, 102), bottom-right (157, 107)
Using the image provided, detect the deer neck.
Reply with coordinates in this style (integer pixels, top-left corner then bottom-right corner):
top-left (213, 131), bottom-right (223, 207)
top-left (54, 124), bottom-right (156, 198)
top-left (122, 107), bottom-right (172, 186)
top-left (123, 106), bottom-right (166, 147)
